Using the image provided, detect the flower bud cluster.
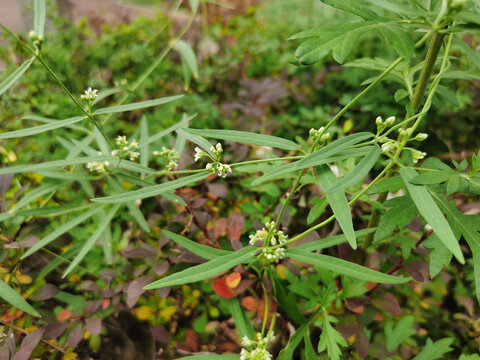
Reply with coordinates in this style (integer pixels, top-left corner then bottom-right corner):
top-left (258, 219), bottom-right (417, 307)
top-left (86, 160), bottom-right (110, 173)
top-left (154, 147), bottom-right (180, 170)
top-left (375, 116), bottom-right (395, 134)
top-left (249, 221), bottom-right (288, 263)
top-left (240, 333), bottom-right (274, 360)
top-left (111, 135), bottom-right (140, 161)
top-left (80, 87), bottom-right (98, 102)
top-left (194, 143), bottom-right (232, 177)
top-left (411, 149), bottom-right (427, 163)
top-left (29, 30), bottom-right (44, 48)
top-left (309, 127), bottom-right (331, 144)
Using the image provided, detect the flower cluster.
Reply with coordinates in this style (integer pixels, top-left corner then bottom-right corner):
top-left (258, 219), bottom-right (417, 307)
top-left (80, 87), bottom-right (98, 101)
top-left (86, 160), bottom-right (110, 174)
top-left (111, 135), bottom-right (140, 161)
top-left (194, 143), bottom-right (232, 178)
top-left (309, 126), bottom-right (331, 144)
top-left (240, 333), bottom-right (274, 360)
top-left (249, 221), bottom-right (288, 263)
top-left (153, 147), bottom-right (180, 170)
top-left (375, 115), bottom-right (396, 134)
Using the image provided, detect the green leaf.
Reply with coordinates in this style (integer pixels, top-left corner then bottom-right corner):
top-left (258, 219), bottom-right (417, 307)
top-left (140, 115), bottom-right (149, 168)
top-left (376, 22), bottom-right (414, 60)
top-left (277, 319), bottom-right (310, 360)
top-left (184, 128), bottom-right (300, 151)
top-left (285, 249), bottom-right (411, 284)
top-left (304, 328), bottom-right (317, 359)
top-left (400, 168), bottom-right (465, 264)
top-left (423, 233), bottom-right (453, 277)
top-left (34, 0), bottom-right (46, 37)
top-left (94, 95), bottom-right (183, 115)
top-left (412, 338), bottom-right (454, 360)
top-left (307, 196), bottom-right (328, 224)
top-left (175, 40), bottom-right (199, 78)
top-left (63, 204), bottom-right (121, 277)
top-left (176, 128), bottom-right (214, 157)
top-left (140, 113), bottom-right (194, 148)
top-left (0, 57), bottom-right (34, 96)
top-left (0, 116), bottom-right (85, 140)
top-left (374, 196), bottom-right (416, 242)
top-left (92, 172), bottom-right (210, 203)
top-left (433, 194), bottom-right (480, 301)
top-left (143, 247), bottom-right (257, 289)
top-left (326, 145), bottom-right (381, 193)
top-left (0, 155), bottom-right (113, 175)
top-left (456, 36), bottom-right (480, 71)
top-left (253, 133), bottom-right (374, 185)
top-left (21, 205), bottom-right (104, 259)
top-left (99, 209), bottom-right (113, 264)
top-left (316, 314), bottom-right (348, 360)
top-left (295, 228), bottom-right (376, 251)
top-left (226, 298), bottom-right (254, 340)
top-left (367, 175), bottom-right (404, 194)
top-left (385, 315), bottom-right (416, 352)
top-left (321, 0), bottom-right (382, 20)
top-left (409, 170), bottom-right (454, 185)
top-left (188, 0), bottom-right (199, 11)
top-left (0, 280), bottom-right (40, 317)
top-left (162, 230), bottom-right (231, 260)
top-left (272, 275), bottom-right (306, 324)
top-left (318, 164), bottom-right (356, 249)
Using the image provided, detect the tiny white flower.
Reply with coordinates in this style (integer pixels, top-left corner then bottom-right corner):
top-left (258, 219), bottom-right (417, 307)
top-left (81, 87), bottom-right (98, 101)
top-left (194, 147), bottom-right (206, 162)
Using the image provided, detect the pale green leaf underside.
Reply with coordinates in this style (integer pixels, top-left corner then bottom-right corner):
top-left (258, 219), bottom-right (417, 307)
top-left (34, 0), bottom-right (46, 37)
top-left (0, 279), bottom-right (40, 317)
top-left (286, 249), bottom-right (411, 284)
top-left (184, 128), bottom-right (300, 151)
top-left (144, 247), bottom-right (257, 289)
top-left (0, 116), bottom-right (85, 139)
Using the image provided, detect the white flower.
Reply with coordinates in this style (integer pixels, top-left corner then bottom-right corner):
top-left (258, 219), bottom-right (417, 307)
top-left (217, 163), bottom-right (232, 178)
top-left (111, 135), bottom-right (140, 162)
top-left (80, 87), bottom-right (98, 101)
top-left (86, 161), bottom-right (109, 173)
top-left (194, 147), bottom-right (206, 162)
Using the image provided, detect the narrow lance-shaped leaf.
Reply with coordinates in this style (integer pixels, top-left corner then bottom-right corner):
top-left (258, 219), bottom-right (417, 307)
top-left (144, 247), bottom-right (257, 289)
top-left (295, 228), bottom-right (376, 252)
top-left (184, 128), bottom-right (300, 151)
top-left (162, 230), bottom-right (231, 260)
top-left (34, 0), bottom-right (46, 37)
top-left (22, 205), bottom-right (104, 259)
top-left (175, 40), bottom-right (199, 78)
top-left (140, 115), bottom-right (149, 168)
top-left (0, 116), bottom-right (85, 140)
top-left (226, 298), bottom-right (254, 340)
top-left (0, 57), bottom-right (34, 96)
top-left (0, 280), bottom-right (40, 317)
top-left (318, 164), bottom-right (357, 249)
top-left (63, 203), bottom-right (121, 277)
top-left (140, 113), bottom-right (194, 148)
top-left (176, 128), bottom-right (214, 157)
top-left (285, 248), bottom-right (411, 284)
top-left (326, 145), bottom-right (381, 193)
top-left (253, 133), bottom-right (374, 185)
top-left (93, 172), bottom-right (210, 204)
top-left (94, 95), bottom-right (183, 115)
top-left (400, 168), bottom-right (464, 264)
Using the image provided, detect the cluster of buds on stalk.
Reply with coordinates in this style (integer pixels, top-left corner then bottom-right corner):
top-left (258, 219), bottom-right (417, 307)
top-left (240, 333), bottom-right (275, 360)
top-left (153, 147), bottom-right (180, 170)
top-left (28, 30), bottom-right (44, 49)
top-left (111, 135), bottom-right (140, 161)
top-left (80, 87), bottom-right (99, 112)
top-left (309, 126), bottom-right (331, 146)
top-left (86, 160), bottom-right (110, 174)
top-left (375, 115), bottom-right (396, 134)
top-left (194, 143), bottom-right (232, 178)
top-left (249, 221), bottom-right (288, 263)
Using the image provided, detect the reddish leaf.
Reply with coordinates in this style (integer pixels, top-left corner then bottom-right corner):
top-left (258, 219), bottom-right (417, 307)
top-left (212, 276), bottom-right (236, 299)
top-left (355, 326), bottom-right (370, 358)
top-left (157, 287), bottom-right (171, 298)
top-left (227, 212), bottom-right (244, 242)
top-left (241, 296), bottom-right (259, 311)
top-left (0, 347), bottom-right (10, 360)
top-left (371, 293), bottom-right (402, 315)
top-left (126, 275), bottom-right (153, 308)
top-left (207, 183), bottom-right (228, 198)
top-left (457, 296), bottom-right (475, 316)
top-left (152, 325), bottom-right (169, 345)
top-left (84, 300), bottom-right (102, 316)
top-left (233, 279), bottom-right (256, 295)
top-left (66, 324), bottom-right (83, 348)
top-left (186, 329), bottom-right (199, 352)
top-left (226, 272), bottom-right (241, 289)
top-left (56, 309), bottom-right (72, 322)
top-left (12, 328), bottom-right (44, 360)
top-left (120, 247), bottom-right (156, 258)
top-left (85, 317), bottom-right (102, 335)
top-left (404, 260), bottom-right (428, 282)
top-left (345, 298), bottom-right (367, 314)
top-left (154, 261), bottom-right (170, 276)
top-left (257, 294), bottom-right (278, 328)
top-left (43, 323), bottom-right (68, 340)
top-left (214, 217), bottom-right (227, 241)
top-left (102, 298), bottom-right (111, 310)
top-left (30, 284), bottom-right (59, 301)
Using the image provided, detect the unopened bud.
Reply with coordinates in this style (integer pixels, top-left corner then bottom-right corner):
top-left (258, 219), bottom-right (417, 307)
top-left (414, 133), bottom-right (428, 141)
top-left (385, 116), bottom-right (395, 126)
top-left (375, 116), bottom-right (383, 126)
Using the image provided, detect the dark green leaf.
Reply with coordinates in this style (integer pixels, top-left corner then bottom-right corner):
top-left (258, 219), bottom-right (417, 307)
top-left (0, 280), bottom-right (40, 317)
top-left (226, 298), bottom-right (254, 340)
top-left (412, 337), bottom-right (454, 360)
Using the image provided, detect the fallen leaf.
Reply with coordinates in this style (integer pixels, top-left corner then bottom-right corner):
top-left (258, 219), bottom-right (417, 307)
top-left (226, 272), bottom-right (241, 289)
